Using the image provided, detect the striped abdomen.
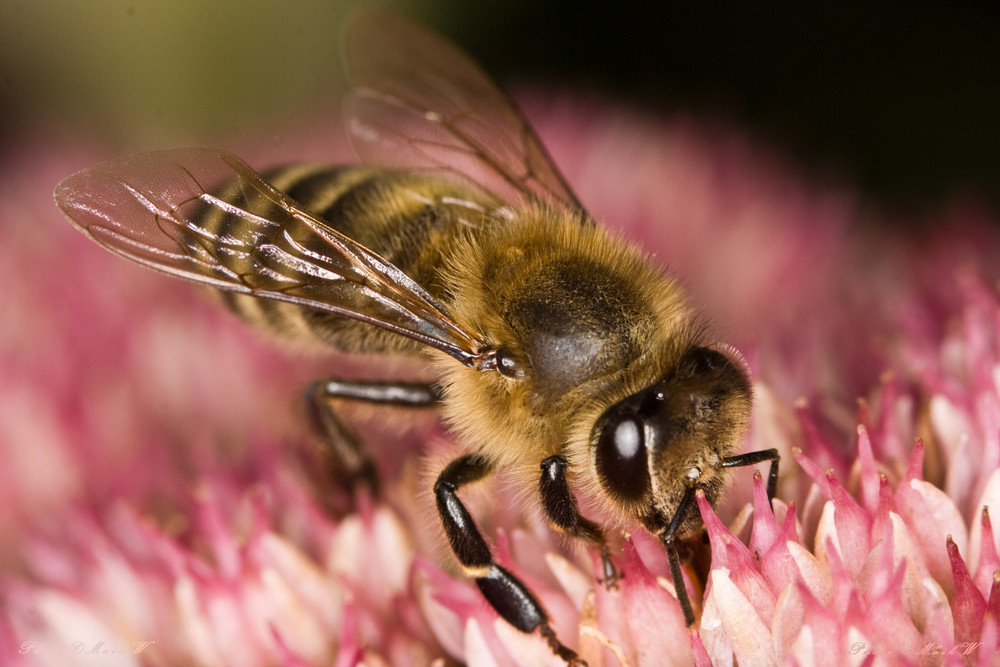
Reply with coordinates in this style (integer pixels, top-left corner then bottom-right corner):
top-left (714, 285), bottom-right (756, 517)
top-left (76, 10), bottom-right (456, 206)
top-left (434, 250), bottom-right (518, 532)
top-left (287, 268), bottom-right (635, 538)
top-left (197, 164), bottom-right (499, 354)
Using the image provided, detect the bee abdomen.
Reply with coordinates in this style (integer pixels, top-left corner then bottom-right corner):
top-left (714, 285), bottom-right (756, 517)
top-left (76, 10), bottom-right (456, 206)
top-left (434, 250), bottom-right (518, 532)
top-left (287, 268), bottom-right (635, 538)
top-left (201, 164), bottom-right (495, 353)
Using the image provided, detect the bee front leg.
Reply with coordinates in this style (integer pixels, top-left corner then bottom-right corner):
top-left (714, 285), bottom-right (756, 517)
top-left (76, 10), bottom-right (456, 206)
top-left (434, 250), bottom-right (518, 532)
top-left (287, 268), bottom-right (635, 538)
top-left (720, 448), bottom-right (780, 508)
top-left (435, 453), bottom-right (584, 666)
top-left (658, 485), bottom-right (699, 627)
top-left (307, 379), bottom-right (442, 495)
top-left (657, 448), bottom-right (780, 627)
top-left (539, 455), bottom-right (621, 588)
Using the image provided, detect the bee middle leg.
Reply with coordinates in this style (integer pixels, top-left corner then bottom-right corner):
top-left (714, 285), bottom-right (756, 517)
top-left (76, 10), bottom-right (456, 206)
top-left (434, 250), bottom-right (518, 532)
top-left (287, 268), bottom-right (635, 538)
top-left (306, 378), bottom-right (442, 495)
top-left (539, 455), bottom-right (621, 588)
top-left (434, 453), bottom-right (584, 666)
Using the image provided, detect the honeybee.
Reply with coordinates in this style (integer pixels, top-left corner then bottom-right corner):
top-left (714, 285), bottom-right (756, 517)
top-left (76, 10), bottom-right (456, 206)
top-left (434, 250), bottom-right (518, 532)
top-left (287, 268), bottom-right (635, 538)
top-left (55, 11), bottom-right (779, 665)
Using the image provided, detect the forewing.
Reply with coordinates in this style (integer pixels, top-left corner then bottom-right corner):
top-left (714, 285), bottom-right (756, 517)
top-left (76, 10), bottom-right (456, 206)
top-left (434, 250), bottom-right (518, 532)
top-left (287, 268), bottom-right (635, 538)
top-left (54, 148), bottom-right (490, 367)
top-left (344, 11), bottom-right (583, 212)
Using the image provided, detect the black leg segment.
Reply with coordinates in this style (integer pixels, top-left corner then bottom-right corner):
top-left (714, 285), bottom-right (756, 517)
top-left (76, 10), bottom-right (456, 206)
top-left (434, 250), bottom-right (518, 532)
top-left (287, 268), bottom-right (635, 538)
top-left (658, 485), bottom-right (699, 627)
top-left (540, 455), bottom-right (621, 587)
top-left (434, 454), bottom-right (494, 570)
top-left (655, 447), bottom-right (780, 627)
top-left (721, 448), bottom-right (780, 507)
top-left (306, 378), bottom-right (442, 494)
top-left (313, 378), bottom-right (442, 406)
top-left (434, 453), bottom-right (582, 665)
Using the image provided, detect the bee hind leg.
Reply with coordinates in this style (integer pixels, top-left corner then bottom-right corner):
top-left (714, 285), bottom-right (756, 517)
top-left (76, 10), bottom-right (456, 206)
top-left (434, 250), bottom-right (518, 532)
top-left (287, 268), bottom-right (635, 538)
top-left (435, 453), bottom-right (585, 666)
top-left (306, 379), bottom-right (442, 496)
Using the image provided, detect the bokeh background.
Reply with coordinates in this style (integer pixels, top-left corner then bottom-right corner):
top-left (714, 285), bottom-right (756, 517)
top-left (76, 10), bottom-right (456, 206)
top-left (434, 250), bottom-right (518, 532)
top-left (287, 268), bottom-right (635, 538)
top-left (2, 0), bottom-right (998, 214)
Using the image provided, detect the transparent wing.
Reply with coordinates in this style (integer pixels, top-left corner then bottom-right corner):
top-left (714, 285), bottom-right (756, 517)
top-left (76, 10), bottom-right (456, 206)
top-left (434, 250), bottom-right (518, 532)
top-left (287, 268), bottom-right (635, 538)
top-left (54, 148), bottom-right (493, 368)
top-left (344, 11), bottom-right (583, 213)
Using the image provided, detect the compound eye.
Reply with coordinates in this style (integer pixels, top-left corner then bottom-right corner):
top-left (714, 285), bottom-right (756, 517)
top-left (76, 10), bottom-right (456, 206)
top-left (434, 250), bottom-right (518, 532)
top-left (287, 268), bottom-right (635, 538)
top-left (595, 414), bottom-right (651, 502)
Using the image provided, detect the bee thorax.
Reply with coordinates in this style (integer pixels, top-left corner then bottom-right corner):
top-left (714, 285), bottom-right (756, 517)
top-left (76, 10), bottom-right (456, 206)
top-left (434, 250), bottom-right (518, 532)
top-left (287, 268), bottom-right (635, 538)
top-left (493, 254), bottom-right (645, 396)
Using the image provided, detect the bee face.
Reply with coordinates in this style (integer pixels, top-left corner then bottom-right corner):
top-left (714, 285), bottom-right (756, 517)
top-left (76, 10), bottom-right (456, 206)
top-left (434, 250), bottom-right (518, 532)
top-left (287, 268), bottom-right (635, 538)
top-left (591, 346), bottom-right (754, 534)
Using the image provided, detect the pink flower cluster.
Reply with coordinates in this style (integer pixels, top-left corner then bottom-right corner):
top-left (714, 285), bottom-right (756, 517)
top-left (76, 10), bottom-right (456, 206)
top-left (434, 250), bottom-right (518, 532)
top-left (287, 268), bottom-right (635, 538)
top-left (1, 100), bottom-right (998, 666)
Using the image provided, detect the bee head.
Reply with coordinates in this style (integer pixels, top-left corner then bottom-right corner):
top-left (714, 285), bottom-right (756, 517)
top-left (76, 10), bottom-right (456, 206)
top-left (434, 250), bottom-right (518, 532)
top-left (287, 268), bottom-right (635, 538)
top-left (590, 345), bottom-right (753, 531)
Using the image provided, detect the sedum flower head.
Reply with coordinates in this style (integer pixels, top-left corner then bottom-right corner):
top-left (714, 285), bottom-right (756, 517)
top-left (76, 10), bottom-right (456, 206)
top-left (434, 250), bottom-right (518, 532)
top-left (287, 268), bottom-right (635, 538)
top-left (1, 100), bottom-right (998, 666)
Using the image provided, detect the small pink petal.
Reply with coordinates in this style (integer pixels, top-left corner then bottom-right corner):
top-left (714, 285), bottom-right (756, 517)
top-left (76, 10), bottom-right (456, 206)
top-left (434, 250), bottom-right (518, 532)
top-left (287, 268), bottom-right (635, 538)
top-left (493, 619), bottom-right (573, 667)
top-left (463, 618), bottom-right (504, 667)
top-left (174, 576), bottom-right (228, 665)
top-left (969, 469), bottom-right (1000, 576)
top-left (698, 576), bottom-right (735, 664)
top-left (593, 538), bottom-right (689, 667)
top-left (988, 571), bottom-right (1000, 623)
top-left (786, 540), bottom-right (832, 605)
top-left (792, 447), bottom-right (832, 493)
top-left (760, 502), bottom-right (802, 596)
top-left (328, 506), bottom-right (413, 607)
top-left (771, 582), bottom-right (805, 659)
top-left (270, 624), bottom-right (312, 667)
top-left (948, 536), bottom-right (987, 647)
top-left (252, 566), bottom-right (330, 664)
top-left (332, 599), bottom-right (365, 667)
top-left (973, 508), bottom-right (1000, 596)
top-left (928, 396), bottom-right (976, 504)
top-left (629, 528), bottom-right (671, 579)
top-left (868, 474), bottom-right (896, 543)
top-left (977, 614), bottom-right (999, 667)
top-left (689, 629), bottom-right (712, 667)
top-left (788, 584), bottom-right (845, 667)
top-left (826, 471), bottom-right (872, 577)
top-left (862, 561), bottom-right (923, 657)
top-left (253, 532), bottom-right (343, 630)
top-left (858, 514), bottom-right (896, 601)
top-left (509, 527), bottom-right (565, 585)
top-left (705, 568), bottom-right (777, 666)
top-left (620, 541), bottom-right (689, 667)
top-left (855, 425), bottom-right (880, 514)
top-left (980, 573), bottom-right (1000, 660)
top-left (884, 512), bottom-right (939, 632)
top-left (697, 491), bottom-right (776, 624)
top-left (813, 501), bottom-right (837, 572)
top-left (195, 485), bottom-right (243, 579)
top-left (896, 477), bottom-right (969, 593)
top-left (801, 482), bottom-right (829, 546)
top-left (411, 558), bottom-right (475, 660)
top-left (748, 470), bottom-right (781, 557)
top-left (902, 438), bottom-right (926, 484)
top-left (727, 501), bottom-right (754, 542)
top-left (915, 568), bottom-right (956, 655)
top-left (545, 552), bottom-right (591, 612)
top-left (824, 537), bottom-right (861, 620)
